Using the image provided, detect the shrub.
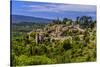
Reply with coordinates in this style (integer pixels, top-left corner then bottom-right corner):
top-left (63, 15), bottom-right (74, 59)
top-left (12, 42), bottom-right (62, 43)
top-left (15, 55), bottom-right (54, 66)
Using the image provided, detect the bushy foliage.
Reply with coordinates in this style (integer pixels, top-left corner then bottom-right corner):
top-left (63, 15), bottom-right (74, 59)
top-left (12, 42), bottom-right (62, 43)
top-left (11, 16), bottom-right (96, 66)
top-left (14, 55), bottom-right (54, 66)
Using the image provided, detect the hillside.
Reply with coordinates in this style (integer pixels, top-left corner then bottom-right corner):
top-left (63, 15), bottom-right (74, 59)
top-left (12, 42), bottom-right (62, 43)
top-left (11, 16), bottom-right (96, 66)
top-left (11, 15), bottom-right (53, 23)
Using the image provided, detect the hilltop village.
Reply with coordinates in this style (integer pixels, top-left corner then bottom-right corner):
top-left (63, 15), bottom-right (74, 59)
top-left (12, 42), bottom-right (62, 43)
top-left (12, 16), bottom-right (96, 66)
top-left (27, 17), bottom-right (96, 44)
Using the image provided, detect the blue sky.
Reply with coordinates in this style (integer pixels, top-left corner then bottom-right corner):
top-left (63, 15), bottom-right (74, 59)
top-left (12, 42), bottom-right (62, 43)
top-left (11, 0), bottom-right (96, 20)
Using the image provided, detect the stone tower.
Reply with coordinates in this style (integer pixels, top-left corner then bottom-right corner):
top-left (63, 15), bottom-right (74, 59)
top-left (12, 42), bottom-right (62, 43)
top-left (35, 32), bottom-right (44, 44)
top-left (35, 33), bottom-right (39, 44)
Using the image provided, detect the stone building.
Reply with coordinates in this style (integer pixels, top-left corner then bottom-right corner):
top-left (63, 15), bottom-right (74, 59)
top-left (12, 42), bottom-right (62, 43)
top-left (35, 32), bottom-right (44, 44)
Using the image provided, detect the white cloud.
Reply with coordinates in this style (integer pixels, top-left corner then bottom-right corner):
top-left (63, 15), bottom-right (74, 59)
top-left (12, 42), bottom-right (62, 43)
top-left (23, 3), bottom-right (96, 13)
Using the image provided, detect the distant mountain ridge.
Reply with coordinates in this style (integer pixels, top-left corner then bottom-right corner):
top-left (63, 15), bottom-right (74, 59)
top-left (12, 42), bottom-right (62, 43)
top-left (11, 15), bottom-right (53, 23)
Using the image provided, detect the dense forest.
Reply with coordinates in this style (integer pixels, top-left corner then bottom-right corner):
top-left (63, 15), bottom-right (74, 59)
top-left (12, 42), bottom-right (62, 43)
top-left (11, 16), bottom-right (96, 66)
